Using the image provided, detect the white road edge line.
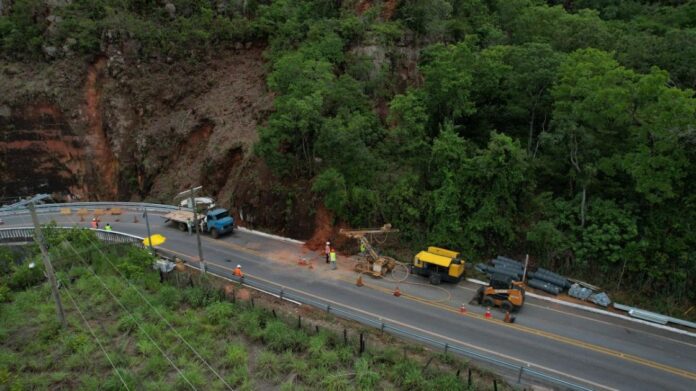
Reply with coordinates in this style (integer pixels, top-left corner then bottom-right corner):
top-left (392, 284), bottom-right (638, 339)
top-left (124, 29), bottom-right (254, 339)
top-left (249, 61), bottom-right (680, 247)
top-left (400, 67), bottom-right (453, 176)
top-left (466, 278), bottom-right (696, 339)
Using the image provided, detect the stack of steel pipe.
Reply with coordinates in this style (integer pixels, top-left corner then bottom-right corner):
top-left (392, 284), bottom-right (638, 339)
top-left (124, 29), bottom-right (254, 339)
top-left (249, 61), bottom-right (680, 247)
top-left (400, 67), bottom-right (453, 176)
top-left (529, 267), bottom-right (571, 289)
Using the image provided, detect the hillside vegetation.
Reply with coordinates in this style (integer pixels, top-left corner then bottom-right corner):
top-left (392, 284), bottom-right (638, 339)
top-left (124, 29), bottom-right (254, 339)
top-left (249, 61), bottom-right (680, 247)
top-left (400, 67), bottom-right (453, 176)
top-left (1, 1), bottom-right (695, 313)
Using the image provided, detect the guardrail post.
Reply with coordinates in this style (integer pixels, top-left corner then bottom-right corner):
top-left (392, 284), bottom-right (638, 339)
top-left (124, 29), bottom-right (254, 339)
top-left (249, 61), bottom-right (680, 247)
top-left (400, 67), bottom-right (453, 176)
top-left (279, 288), bottom-right (284, 301)
top-left (326, 304), bottom-right (331, 313)
top-left (468, 368), bottom-right (472, 387)
top-left (444, 343), bottom-right (448, 354)
top-left (517, 366), bottom-right (524, 383)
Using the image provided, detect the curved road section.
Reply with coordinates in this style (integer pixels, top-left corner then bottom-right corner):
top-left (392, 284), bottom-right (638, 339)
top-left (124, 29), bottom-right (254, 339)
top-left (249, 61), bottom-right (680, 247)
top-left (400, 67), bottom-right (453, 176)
top-left (1, 205), bottom-right (695, 390)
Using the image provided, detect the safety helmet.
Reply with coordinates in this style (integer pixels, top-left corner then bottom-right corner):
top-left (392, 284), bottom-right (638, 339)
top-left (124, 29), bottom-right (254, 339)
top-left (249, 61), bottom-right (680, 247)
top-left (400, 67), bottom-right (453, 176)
top-left (326, 241), bottom-right (330, 244)
top-left (237, 264), bottom-right (241, 268)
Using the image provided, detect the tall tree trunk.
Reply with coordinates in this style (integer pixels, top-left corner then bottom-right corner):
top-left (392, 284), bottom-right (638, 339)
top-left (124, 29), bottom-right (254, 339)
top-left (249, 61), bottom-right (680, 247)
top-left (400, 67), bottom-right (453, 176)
top-left (580, 186), bottom-right (587, 227)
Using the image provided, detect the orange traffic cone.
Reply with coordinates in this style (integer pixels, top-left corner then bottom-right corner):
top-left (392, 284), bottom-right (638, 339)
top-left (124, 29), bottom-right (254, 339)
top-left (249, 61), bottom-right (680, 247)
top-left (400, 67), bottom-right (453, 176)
top-left (459, 303), bottom-right (467, 314)
top-left (356, 275), bottom-right (364, 287)
top-left (393, 286), bottom-right (401, 297)
top-left (504, 311), bottom-right (511, 323)
top-left (484, 307), bottom-right (492, 319)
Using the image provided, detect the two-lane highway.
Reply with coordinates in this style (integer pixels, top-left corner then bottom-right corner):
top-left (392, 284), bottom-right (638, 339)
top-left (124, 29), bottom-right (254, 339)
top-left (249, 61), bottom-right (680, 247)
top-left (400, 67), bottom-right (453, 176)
top-left (3, 209), bottom-right (695, 390)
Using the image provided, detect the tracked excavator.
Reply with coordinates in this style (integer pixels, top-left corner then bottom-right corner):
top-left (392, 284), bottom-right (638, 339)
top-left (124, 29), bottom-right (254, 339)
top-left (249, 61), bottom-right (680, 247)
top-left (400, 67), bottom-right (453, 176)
top-left (339, 224), bottom-right (399, 277)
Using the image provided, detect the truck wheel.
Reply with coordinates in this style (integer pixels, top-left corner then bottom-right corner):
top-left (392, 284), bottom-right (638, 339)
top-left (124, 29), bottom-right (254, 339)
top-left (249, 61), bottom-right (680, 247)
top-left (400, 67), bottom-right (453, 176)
top-left (501, 301), bottom-right (514, 312)
top-left (429, 273), bottom-right (442, 285)
top-left (482, 296), bottom-right (494, 308)
top-left (178, 222), bottom-right (187, 231)
top-left (210, 228), bottom-right (219, 239)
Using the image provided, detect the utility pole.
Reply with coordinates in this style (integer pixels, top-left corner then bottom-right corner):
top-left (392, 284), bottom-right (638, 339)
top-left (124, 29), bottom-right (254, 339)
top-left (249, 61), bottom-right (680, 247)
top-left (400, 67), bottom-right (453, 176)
top-left (190, 188), bottom-right (205, 273)
top-left (143, 208), bottom-right (153, 253)
top-left (176, 186), bottom-right (205, 273)
top-left (522, 254), bottom-right (530, 283)
top-left (27, 202), bottom-right (67, 328)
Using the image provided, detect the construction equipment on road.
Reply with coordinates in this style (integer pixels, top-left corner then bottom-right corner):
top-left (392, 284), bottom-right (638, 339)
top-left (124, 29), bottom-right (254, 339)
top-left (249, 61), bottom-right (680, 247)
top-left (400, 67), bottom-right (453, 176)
top-left (163, 207), bottom-right (235, 239)
top-left (411, 247), bottom-right (466, 285)
top-left (474, 273), bottom-right (525, 312)
top-left (339, 224), bottom-right (399, 278)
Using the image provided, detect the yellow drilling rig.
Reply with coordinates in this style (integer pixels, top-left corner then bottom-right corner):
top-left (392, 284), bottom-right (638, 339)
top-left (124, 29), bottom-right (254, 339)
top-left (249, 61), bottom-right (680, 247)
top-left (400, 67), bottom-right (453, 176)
top-left (339, 224), bottom-right (399, 278)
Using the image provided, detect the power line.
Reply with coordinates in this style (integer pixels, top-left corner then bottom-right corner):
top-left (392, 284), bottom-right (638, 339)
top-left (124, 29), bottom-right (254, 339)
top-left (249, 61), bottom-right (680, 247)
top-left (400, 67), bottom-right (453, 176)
top-left (58, 277), bottom-right (132, 391)
top-left (81, 237), bottom-right (233, 390)
top-left (64, 242), bottom-right (198, 390)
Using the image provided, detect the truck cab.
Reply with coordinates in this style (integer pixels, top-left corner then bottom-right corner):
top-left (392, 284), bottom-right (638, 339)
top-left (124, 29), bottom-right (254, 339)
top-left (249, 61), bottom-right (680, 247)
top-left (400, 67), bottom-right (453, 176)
top-left (203, 208), bottom-right (235, 238)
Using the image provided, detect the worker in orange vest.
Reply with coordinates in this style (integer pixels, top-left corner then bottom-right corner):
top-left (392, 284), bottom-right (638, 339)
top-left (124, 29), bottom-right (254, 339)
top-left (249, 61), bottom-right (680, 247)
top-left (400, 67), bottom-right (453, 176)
top-left (90, 218), bottom-right (98, 229)
top-left (234, 264), bottom-right (243, 277)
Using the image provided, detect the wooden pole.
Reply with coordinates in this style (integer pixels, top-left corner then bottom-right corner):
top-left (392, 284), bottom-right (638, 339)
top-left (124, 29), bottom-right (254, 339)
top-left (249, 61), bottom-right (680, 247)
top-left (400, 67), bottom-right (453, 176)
top-left (28, 203), bottom-right (66, 328)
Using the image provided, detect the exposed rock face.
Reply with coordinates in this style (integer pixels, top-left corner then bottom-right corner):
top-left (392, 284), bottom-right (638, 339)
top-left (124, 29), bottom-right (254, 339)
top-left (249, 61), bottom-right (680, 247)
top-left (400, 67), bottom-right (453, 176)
top-left (0, 48), bottom-right (273, 206)
top-left (0, 103), bottom-right (86, 198)
top-left (1, 46), bottom-right (325, 238)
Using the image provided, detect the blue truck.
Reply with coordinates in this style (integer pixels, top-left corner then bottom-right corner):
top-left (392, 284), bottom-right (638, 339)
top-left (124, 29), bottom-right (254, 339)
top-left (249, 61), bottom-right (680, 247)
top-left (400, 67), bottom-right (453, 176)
top-left (163, 207), bottom-right (235, 239)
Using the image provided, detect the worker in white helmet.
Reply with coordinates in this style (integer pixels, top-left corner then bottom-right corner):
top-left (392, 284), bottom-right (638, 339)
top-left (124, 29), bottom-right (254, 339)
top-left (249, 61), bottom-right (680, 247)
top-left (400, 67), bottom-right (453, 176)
top-left (234, 264), bottom-right (243, 277)
top-left (325, 241), bottom-right (331, 263)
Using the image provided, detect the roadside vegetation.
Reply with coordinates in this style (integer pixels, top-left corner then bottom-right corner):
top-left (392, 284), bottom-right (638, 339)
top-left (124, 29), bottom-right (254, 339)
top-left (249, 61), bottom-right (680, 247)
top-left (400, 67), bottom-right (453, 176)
top-left (0, 228), bottom-right (507, 390)
top-left (1, 1), bottom-right (694, 316)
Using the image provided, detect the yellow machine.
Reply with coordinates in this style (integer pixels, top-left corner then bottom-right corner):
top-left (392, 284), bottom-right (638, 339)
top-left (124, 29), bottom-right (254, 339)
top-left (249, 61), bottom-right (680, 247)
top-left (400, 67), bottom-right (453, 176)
top-left (412, 247), bottom-right (465, 285)
top-left (474, 274), bottom-right (525, 312)
top-left (339, 225), bottom-right (399, 277)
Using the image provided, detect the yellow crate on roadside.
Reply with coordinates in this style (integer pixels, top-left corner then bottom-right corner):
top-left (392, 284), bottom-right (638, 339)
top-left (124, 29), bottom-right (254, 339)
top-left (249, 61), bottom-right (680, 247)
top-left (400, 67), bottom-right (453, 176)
top-left (110, 208), bottom-right (123, 215)
top-left (76, 208), bottom-right (89, 216)
top-left (60, 208), bottom-right (72, 216)
top-left (93, 209), bottom-right (105, 216)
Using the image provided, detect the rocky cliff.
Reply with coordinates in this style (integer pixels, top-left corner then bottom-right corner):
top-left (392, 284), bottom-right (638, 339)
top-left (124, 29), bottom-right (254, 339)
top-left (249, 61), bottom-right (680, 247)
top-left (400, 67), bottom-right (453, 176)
top-left (0, 46), bottom-right (319, 233)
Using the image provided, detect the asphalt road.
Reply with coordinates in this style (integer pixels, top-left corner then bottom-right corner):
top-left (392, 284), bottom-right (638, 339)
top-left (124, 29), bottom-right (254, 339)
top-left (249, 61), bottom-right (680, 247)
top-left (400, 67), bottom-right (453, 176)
top-left (3, 211), bottom-right (696, 390)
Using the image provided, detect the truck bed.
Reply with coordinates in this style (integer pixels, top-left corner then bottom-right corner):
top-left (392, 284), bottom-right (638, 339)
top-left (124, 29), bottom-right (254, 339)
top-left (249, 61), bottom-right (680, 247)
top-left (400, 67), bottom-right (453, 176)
top-left (163, 210), bottom-right (195, 223)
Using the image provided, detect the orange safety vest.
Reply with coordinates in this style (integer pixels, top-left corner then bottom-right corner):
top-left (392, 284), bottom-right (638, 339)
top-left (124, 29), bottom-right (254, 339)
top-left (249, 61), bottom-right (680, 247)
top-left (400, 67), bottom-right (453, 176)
top-left (234, 267), bottom-right (243, 277)
top-left (90, 221), bottom-right (97, 229)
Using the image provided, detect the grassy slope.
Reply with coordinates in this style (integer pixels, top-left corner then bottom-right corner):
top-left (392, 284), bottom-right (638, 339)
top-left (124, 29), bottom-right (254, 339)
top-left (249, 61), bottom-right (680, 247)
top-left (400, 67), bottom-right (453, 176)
top-left (0, 243), bottom-right (508, 390)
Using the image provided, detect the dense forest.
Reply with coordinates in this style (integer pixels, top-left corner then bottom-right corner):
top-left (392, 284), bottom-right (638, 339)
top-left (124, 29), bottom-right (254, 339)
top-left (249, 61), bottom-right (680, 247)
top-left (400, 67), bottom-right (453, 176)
top-left (1, 0), bottom-right (695, 311)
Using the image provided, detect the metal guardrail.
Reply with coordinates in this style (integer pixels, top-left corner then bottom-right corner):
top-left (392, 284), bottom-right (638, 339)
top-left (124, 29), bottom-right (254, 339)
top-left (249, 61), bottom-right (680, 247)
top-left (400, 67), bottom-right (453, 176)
top-left (0, 201), bottom-right (183, 217)
top-left (613, 303), bottom-right (696, 329)
top-left (0, 226), bottom-right (594, 391)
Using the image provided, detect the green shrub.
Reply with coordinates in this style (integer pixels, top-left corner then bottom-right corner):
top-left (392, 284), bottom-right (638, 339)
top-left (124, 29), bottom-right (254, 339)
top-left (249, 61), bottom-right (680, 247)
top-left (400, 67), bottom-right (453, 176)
top-left (8, 261), bottom-right (44, 291)
top-left (117, 314), bottom-right (139, 334)
top-left (0, 284), bottom-right (11, 303)
top-left (205, 302), bottom-right (235, 325)
top-left (175, 363), bottom-right (207, 391)
top-left (262, 320), bottom-right (308, 352)
top-left (183, 287), bottom-right (209, 308)
top-left (225, 343), bottom-right (247, 369)
top-left (143, 354), bottom-right (169, 377)
top-left (157, 285), bottom-right (183, 309)
top-left (255, 350), bottom-right (281, 381)
top-left (355, 357), bottom-right (379, 390)
top-left (321, 371), bottom-right (351, 391)
top-left (392, 360), bottom-right (427, 390)
top-left (226, 364), bottom-right (249, 388)
top-left (65, 333), bottom-right (91, 353)
top-left (237, 308), bottom-right (266, 340)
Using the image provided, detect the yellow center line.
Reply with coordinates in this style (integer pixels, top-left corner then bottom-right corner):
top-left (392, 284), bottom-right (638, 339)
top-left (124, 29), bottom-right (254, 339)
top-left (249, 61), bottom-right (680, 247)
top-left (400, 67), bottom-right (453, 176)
top-left (165, 247), bottom-right (617, 391)
top-left (339, 275), bottom-right (696, 382)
